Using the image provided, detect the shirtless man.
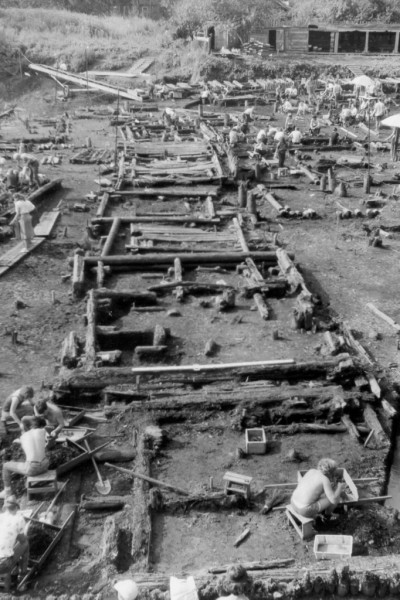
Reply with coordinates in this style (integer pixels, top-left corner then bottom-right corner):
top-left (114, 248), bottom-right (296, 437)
top-left (33, 398), bottom-right (65, 438)
top-left (0, 417), bottom-right (49, 499)
top-left (290, 458), bottom-right (344, 518)
top-left (1, 386), bottom-right (35, 433)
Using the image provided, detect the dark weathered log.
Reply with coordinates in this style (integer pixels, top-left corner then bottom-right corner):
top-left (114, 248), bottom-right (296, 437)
top-left (94, 446), bottom-right (136, 462)
top-left (60, 331), bottom-right (80, 368)
top-left (264, 423), bottom-right (348, 434)
top-left (363, 405), bottom-right (390, 447)
top-left (95, 288), bottom-right (158, 305)
top-left (101, 217), bottom-right (121, 257)
top-left (72, 251), bottom-right (85, 297)
top-left (96, 192), bottom-right (110, 218)
top-left (80, 496), bottom-right (126, 511)
top-left (148, 281), bottom-right (233, 294)
top-left (110, 186), bottom-right (220, 198)
top-left (276, 248), bottom-right (307, 294)
top-left (85, 290), bottom-right (97, 369)
top-left (84, 251), bottom-right (285, 268)
top-left (135, 345), bottom-right (167, 358)
top-left (298, 163), bottom-right (320, 184)
top-left (341, 415), bottom-right (360, 440)
top-left (92, 216), bottom-right (220, 225)
top-left (105, 463), bottom-right (189, 495)
top-left (55, 354), bottom-right (354, 391)
top-left (208, 559), bottom-right (295, 574)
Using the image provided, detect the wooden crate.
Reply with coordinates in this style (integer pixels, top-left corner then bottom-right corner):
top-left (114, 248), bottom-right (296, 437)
top-left (314, 534), bottom-right (353, 560)
top-left (245, 428), bottom-right (267, 454)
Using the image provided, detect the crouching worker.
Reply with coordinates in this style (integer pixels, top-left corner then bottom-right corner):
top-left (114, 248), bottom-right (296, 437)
top-left (33, 397), bottom-right (65, 439)
top-left (290, 458), bottom-right (344, 519)
top-left (0, 417), bottom-right (49, 499)
top-left (1, 386), bottom-right (35, 433)
top-left (0, 495), bottom-right (29, 590)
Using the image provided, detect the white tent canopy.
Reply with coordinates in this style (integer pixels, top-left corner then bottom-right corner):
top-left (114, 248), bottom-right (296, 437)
top-left (381, 114), bottom-right (400, 128)
top-left (351, 75), bottom-right (375, 88)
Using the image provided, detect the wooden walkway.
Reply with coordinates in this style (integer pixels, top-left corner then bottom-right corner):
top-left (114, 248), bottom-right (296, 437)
top-left (0, 209), bottom-right (60, 277)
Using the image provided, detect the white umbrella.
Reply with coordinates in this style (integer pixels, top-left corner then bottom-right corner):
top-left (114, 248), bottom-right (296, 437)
top-left (351, 75), bottom-right (375, 88)
top-left (381, 114), bottom-right (400, 128)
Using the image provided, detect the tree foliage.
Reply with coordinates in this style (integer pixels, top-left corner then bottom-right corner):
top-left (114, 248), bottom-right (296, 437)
top-left (290, 0), bottom-right (400, 24)
top-left (168, 0), bottom-right (287, 38)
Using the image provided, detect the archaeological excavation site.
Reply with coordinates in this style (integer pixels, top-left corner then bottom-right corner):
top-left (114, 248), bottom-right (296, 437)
top-left (2, 1), bottom-right (400, 598)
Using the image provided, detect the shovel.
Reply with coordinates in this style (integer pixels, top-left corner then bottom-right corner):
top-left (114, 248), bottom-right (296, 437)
top-left (84, 440), bottom-right (111, 496)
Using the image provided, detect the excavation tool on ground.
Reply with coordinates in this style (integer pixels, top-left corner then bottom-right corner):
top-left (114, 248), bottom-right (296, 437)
top-left (84, 439), bottom-right (111, 495)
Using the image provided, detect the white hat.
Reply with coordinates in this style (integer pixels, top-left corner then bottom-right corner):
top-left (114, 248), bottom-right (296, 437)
top-left (114, 580), bottom-right (139, 600)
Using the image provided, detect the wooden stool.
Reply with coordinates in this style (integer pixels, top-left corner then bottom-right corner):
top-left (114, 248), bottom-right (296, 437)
top-left (27, 470), bottom-right (58, 500)
top-left (286, 505), bottom-right (315, 540)
top-left (223, 472), bottom-right (253, 500)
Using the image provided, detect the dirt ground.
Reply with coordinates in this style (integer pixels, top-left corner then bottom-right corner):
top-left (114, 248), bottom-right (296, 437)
top-left (1, 54), bottom-right (400, 596)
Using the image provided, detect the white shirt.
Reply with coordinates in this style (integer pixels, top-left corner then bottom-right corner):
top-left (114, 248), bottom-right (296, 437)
top-left (0, 512), bottom-right (26, 558)
top-left (14, 199), bottom-right (35, 216)
top-left (374, 101), bottom-right (385, 117)
top-left (229, 130), bottom-right (239, 144)
top-left (274, 131), bottom-right (284, 142)
top-left (256, 129), bottom-right (267, 143)
top-left (290, 130), bottom-right (302, 144)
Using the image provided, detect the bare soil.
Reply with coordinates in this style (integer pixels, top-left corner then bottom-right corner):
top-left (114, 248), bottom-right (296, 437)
top-left (1, 56), bottom-right (400, 597)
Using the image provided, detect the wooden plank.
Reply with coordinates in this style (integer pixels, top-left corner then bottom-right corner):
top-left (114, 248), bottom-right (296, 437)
top-left (29, 64), bottom-right (144, 102)
top-left (366, 302), bottom-right (400, 332)
top-left (34, 211), bottom-right (60, 237)
top-left (111, 186), bottom-right (219, 198)
top-left (0, 238), bottom-right (46, 277)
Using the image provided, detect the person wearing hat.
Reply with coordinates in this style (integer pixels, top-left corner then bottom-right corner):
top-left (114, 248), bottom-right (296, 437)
top-left (114, 579), bottom-right (139, 600)
top-left (1, 385), bottom-right (35, 434)
top-left (10, 194), bottom-right (36, 252)
top-left (0, 416), bottom-right (49, 499)
top-left (0, 495), bottom-right (29, 587)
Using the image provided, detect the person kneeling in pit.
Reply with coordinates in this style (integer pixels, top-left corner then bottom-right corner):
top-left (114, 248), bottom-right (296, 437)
top-left (0, 417), bottom-right (49, 499)
top-left (33, 397), bottom-right (65, 439)
top-left (290, 458), bottom-right (344, 520)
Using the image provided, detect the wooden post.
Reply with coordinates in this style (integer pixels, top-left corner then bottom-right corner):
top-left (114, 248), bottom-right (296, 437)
top-left (72, 250), bottom-right (85, 298)
top-left (85, 290), bottom-right (97, 370)
top-left (394, 31), bottom-right (400, 54)
top-left (254, 162), bottom-right (262, 182)
top-left (364, 31), bottom-right (370, 53)
top-left (320, 175), bottom-right (327, 192)
top-left (238, 182), bottom-right (247, 208)
top-left (363, 173), bottom-right (371, 193)
top-left (224, 113), bottom-right (229, 127)
top-left (101, 217), bottom-right (121, 257)
top-left (247, 190), bottom-right (257, 215)
top-left (198, 103), bottom-right (203, 117)
top-left (174, 257), bottom-right (184, 302)
top-left (97, 261), bottom-right (105, 288)
top-left (328, 168), bottom-right (336, 193)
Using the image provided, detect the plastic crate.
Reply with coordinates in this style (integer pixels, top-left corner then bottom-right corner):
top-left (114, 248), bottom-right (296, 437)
top-left (245, 428), bottom-right (267, 454)
top-left (314, 535), bottom-right (353, 560)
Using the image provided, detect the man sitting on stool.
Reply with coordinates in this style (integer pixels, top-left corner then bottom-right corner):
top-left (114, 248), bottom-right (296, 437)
top-left (0, 417), bottom-right (49, 499)
top-left (290, 458), bottom-right (344, 520)
top-left (0, 495), bottom-right (29, 590)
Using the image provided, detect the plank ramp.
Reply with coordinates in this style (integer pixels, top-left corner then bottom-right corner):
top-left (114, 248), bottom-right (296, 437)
top-left (0, 238), bottom-right (46, 277)
top-left (34, 210), bottom-right (61, 237)
top-left (127, 57), bottom-right (155, 75)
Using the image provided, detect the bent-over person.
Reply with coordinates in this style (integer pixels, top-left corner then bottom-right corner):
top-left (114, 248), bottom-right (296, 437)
top-left (290, 458), bottom-right (344, 518)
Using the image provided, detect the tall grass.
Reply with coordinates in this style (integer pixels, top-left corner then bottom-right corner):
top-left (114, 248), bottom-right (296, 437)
top-left (0, 7), bottom-right (170, 72)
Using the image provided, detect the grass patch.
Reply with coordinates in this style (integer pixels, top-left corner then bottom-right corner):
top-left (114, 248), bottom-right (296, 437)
top-left (0, 7), bottom-right (171, 72)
